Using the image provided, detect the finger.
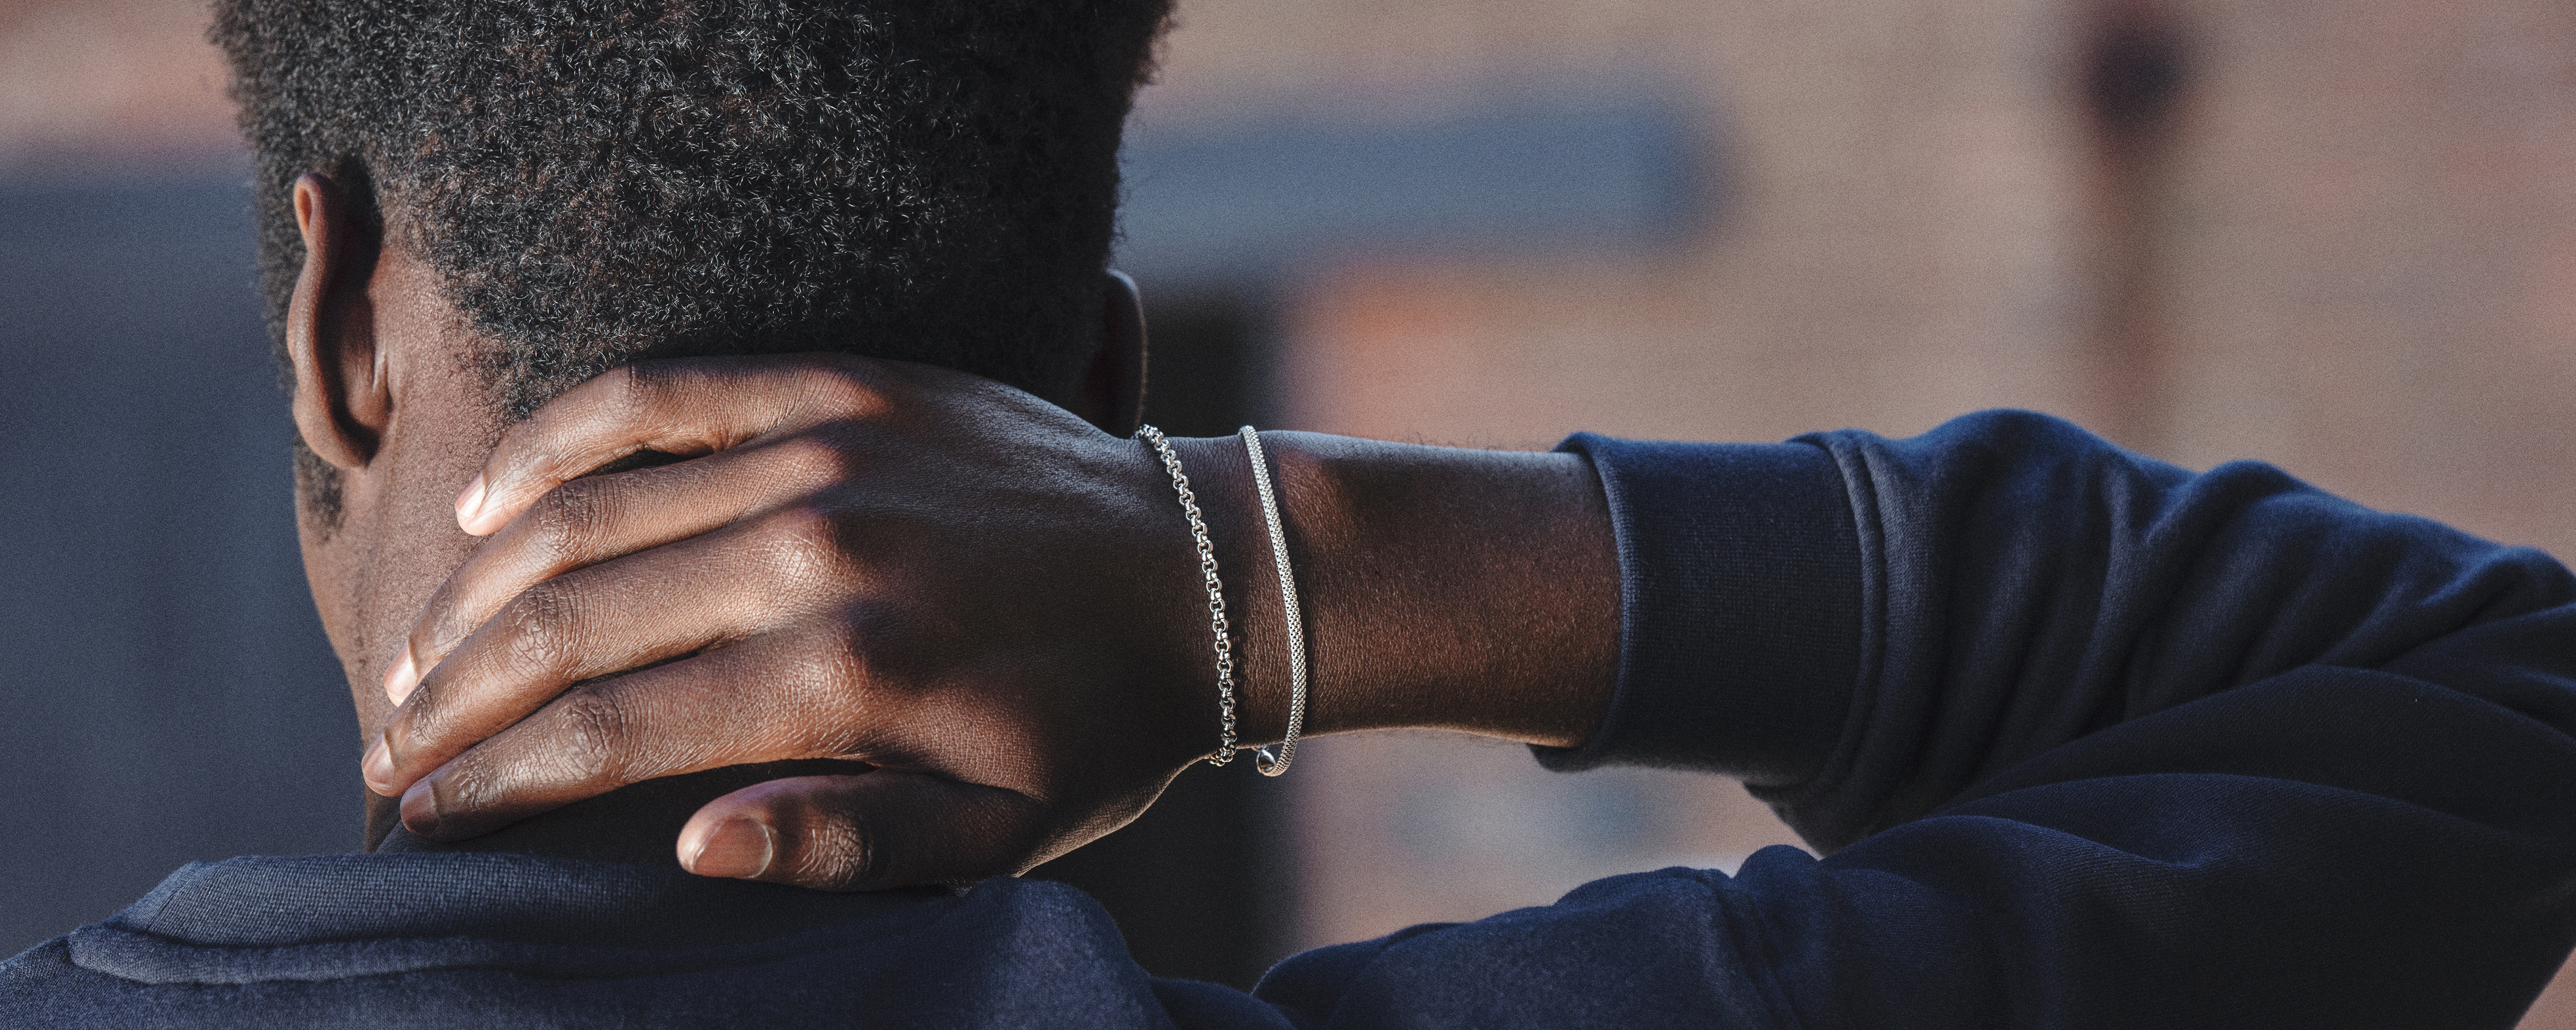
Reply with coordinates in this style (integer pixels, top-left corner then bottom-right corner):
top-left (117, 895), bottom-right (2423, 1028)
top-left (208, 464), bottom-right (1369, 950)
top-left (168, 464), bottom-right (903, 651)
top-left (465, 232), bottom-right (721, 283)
top-left (677, 772), bottom-right (1047, 890)
top-left (387, 435), bottom-right (849, 706)
top-left (459, 356), bottom-right (891, 536)
top-left (368, 504), bottom-right (850, 796)
top-left (392, 633), bottom-right (864, 839)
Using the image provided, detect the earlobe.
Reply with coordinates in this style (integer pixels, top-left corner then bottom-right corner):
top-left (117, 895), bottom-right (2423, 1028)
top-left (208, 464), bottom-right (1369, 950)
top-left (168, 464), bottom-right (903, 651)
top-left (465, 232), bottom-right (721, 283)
top-left (1069, 269), bottom-right (1149, 436)
top-left (287, 173), bottom-right (388, 470)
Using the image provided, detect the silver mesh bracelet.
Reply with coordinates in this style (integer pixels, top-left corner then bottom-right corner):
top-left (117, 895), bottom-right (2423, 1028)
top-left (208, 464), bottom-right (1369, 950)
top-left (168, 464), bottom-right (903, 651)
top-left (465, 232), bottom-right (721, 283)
top-left (1241, 425), bottom-right (1308, 777)
top-left (1137, 425), bottom-right (1239, 766)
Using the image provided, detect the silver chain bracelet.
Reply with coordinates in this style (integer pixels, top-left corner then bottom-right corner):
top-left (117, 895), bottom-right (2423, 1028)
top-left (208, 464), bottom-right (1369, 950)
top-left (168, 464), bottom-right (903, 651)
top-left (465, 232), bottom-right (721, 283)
top-left (1137, 425), bottom-right (1240, 765)
top-left (1241, 425), bottom-right (1308, 777)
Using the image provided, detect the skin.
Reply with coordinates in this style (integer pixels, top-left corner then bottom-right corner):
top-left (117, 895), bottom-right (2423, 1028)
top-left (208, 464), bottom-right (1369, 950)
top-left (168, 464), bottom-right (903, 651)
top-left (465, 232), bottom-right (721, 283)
top-left (296, 169), bottom-right (1623, 887)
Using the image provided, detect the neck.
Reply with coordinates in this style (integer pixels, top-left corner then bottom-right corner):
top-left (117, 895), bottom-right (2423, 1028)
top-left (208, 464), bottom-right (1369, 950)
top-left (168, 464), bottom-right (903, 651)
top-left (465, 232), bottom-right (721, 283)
top-left (368, 760), bottom-right (872, 866)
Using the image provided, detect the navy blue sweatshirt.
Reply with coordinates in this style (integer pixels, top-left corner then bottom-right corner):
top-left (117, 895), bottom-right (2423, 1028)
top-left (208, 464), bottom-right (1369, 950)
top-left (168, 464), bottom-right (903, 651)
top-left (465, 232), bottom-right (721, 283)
top-left (6, 410), bottom-right (2573, 1028)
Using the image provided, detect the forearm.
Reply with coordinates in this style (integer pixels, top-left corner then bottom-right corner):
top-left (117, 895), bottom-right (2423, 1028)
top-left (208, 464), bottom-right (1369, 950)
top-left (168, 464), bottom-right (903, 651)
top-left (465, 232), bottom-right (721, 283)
top-left (1248, 412), bottom-right (2576, 1027)
top-left (1166, 410), bottom-right (2576, 814)
top-left (1164, 431), bottom-right (1620, 750)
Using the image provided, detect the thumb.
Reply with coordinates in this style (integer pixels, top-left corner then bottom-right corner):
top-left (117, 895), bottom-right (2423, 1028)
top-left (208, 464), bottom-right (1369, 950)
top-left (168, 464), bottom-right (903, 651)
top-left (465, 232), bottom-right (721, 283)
top-left (677, 772), bottom-right (1046, 890)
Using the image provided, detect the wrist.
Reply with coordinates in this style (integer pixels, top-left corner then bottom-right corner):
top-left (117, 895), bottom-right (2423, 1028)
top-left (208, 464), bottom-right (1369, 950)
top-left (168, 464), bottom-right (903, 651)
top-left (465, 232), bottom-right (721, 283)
top-left (1156, 433), bottom-right (1284, 749)
top-left (1162, 430), bottom-right (1618, 751)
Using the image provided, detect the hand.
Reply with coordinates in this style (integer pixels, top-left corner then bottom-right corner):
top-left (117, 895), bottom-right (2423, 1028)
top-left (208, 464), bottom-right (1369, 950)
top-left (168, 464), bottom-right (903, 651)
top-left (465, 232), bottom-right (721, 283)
top-left (361, 353), bottom-right (1619, 889)
top-left (360, 354), bottom-right (1227, 886)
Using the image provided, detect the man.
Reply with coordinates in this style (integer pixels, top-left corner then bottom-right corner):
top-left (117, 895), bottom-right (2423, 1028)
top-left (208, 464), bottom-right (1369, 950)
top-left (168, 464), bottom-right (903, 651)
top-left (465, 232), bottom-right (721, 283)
top-left (7, 2), bottom-right (2576, 1028)
top-left (0, 0), bottom-right (1253, 1025)
top-left (351, 369), bottom-right (2576, 1027)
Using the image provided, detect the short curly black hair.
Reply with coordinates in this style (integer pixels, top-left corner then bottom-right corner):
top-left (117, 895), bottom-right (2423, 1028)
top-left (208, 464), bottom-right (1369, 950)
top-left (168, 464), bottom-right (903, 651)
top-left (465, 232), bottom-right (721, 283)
top-left (212, 0), bottom-right (1169, 427)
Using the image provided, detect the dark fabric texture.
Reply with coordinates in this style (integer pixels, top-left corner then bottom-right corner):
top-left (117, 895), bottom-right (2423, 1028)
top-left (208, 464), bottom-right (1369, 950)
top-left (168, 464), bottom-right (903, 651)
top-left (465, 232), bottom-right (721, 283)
top-left (1531, 435), bottom-right (1861, 785)
top-left (0, 853), bottom-right (1174, 1028)
top-left (9, 409), bottom-right (2574, 1028)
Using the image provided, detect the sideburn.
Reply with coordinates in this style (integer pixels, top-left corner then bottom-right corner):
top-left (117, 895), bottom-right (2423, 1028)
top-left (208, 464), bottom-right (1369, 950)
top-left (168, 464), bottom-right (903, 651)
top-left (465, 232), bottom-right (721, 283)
top-left (293, 437), bottom-right (346, 535)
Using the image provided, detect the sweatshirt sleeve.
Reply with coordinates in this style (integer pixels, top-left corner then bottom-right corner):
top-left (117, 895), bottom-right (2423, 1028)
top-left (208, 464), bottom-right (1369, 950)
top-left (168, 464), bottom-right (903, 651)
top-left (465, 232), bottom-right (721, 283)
top-left (1239, 409), bottom-right (2576, 1030)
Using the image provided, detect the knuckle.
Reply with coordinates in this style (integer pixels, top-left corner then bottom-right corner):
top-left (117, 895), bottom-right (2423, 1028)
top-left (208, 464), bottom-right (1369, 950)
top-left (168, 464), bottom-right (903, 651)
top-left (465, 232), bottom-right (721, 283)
top-left (587, 364), bottom-right (673, 442)
top-left (548, 689), bottom-right (634, 787)
top-left (757, 505), bottom-right (850, 590)
top-left (803, 366), bottom-right (878, 417)
top-left (404, 621), bottom-right (445, 667)
top-left (788, 633), bottom-right (881, 739)
top-left (499, 580), bottom-right (586, 677)
top-left (826, 602), bottom-right (936, 693)
top-left (426, 758), bottom-right (497, 814)
top-left (793, 806), bottom-right (879, 888)
top-left (416, 607), bottom-right (478, 664)
top-left (770, 434), bottom-right (852, 485)
top-left (525, 478), bottom-right (616, 559)
top-left (783, 600), bottom-right (955, 732)
top-left (608, 363), bottom-right (660, 416)
top-left (811, 625), bottom-right (875, 686)
top-left (393, 695), bottom-right (453, 756)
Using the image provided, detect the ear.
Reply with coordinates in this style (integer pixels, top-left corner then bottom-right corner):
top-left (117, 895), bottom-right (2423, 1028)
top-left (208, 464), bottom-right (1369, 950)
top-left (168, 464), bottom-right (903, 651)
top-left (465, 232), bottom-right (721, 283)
top-left (1058, 269), bottom-right (1148, 436)
top-left (287, 173), bottom-right (389, 470)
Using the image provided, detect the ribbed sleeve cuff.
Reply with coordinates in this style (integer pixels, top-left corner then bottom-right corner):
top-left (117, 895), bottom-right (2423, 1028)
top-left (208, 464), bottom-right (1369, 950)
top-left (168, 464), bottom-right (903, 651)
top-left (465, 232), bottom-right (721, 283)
top-left (1533, 434), bottom-right (1862, 786)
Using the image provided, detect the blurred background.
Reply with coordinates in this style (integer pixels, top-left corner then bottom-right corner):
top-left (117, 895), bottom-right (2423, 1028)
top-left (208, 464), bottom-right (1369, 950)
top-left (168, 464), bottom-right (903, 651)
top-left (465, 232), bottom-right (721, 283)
top-left (5, 0), bottom-right (2575, 1021)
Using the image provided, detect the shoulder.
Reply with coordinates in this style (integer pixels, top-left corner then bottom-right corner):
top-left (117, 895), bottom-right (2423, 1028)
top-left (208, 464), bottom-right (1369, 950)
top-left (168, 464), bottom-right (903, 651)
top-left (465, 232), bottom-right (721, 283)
top-left (3, 854), bottom-right (1175, 1027)
top-left (0, 937), bottom-right (173, 1029)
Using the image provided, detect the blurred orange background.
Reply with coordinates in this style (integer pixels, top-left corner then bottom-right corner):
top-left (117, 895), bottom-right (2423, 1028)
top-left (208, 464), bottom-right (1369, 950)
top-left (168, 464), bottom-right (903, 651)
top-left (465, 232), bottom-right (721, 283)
top-left (5, 0), bottom-right (2572, 1021)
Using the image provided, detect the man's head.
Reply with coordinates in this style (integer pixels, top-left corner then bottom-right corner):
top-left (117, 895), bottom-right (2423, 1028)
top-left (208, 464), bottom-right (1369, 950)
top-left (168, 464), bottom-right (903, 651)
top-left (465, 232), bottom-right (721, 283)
top-left (211, 0), bottom-right (1167, 740)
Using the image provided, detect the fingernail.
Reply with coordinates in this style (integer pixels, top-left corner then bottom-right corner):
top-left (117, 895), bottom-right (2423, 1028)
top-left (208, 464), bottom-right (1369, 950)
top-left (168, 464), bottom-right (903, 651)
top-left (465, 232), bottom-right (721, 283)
top-left (382, 644), bottom-right (419, 706)
top-left (400, 778), bottom-right (442, 838)
top-left (361, 733), bottom-right (398, 795)
top-left (454, 473), bottom-right (487, 532)
top-left (687, 818), bottom-right (774, 879)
